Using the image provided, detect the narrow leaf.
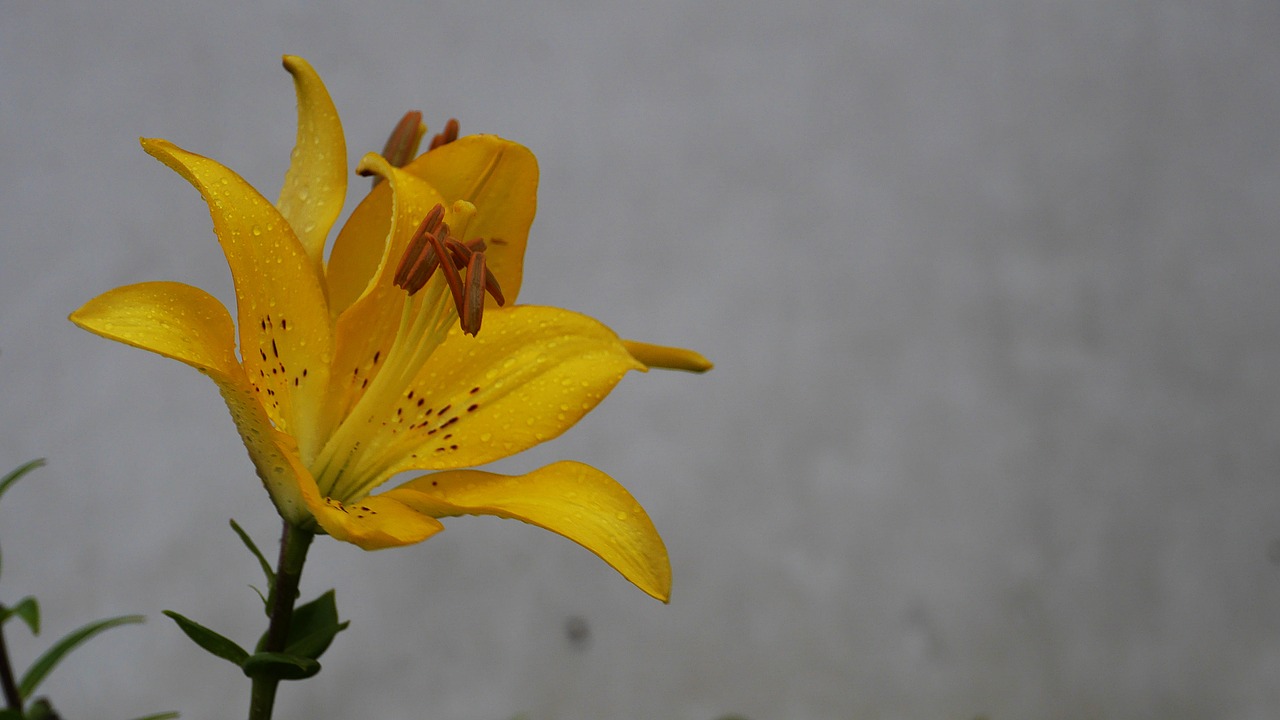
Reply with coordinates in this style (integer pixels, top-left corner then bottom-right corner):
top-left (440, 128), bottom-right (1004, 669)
top-left (128, 712), bottom-right (181, 720)
top-left (18, 614), bottom-right (144, 697)
top-left (0, 460), bottom-right (47, 582)
top-left (0, 459), bottom-right (45, 504)
top-left (241, 651), bottom-right (320, 681)
top-left (229, 519), bottom-right (275, 590)
top-left (249, 584), bottom-right (269, 612)
top-left (161, 611), bottom-right (248, 667)
top-left (0, 596), bottom-right (40, 635)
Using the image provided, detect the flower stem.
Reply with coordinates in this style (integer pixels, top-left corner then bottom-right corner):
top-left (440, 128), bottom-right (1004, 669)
top-left (0, 612), bottom-right (22, 710)
top-left (247, 521), bottom-right (314, 720)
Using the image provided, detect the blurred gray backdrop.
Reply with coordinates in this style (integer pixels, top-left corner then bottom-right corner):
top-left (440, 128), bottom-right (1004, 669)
top-left (3, 1), bottom-right (1280, 718)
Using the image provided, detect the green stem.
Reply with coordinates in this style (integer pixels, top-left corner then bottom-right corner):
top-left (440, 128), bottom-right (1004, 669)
top-left (0, 610), bottom-right (22, 710)
top-left (247, 521), bottom-right (314, 720)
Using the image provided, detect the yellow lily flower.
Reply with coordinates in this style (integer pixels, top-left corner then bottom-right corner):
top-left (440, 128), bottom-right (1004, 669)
top-left (70, 56), bottom-right (710, 602)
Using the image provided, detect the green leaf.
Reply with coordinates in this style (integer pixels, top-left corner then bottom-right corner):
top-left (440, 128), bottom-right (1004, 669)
top-left (161, 610), bottom-right (248, 667)
top-left (229, 519), bottom-right (275, 597)
top-left (284, 590), bottom-right (348, 660)
top-left (24, 698), bottom-right (58, 720)
top-left (240, 651), bottom-right (321, 681)
top-left (253, 589), bottom-right (348, 659)
top-left (249, 584), bottom-right (269, 613)
top-left (0, 709), bottom-right (23, 720)
top-left (18, 614), bottom-right (144, 698)
top-left (0, 459), bottom-right (47, 581)
top-left (0, 596), bottom-right (40, 635)
top-left (128, 712), bottom-right (181, 720)
top-left (0, 459), bottom-right (46, 504)
top-left (288, 617), bottom-right (350, 661)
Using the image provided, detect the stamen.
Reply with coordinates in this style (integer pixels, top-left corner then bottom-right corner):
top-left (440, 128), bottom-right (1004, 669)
top-left (382, 111), bottom-right (425, 168)
top-left (482, 269), bottom-right (505, 307)
top-left (373, 111), bottom-right (426, 188)
top-left (461, 252), bottom-right (488, 336)
top-left (404, 247), bottom-right (441, 294)
top-left (392, 204), bottom-right (506, 331)
top-left (444, 237), bottom-right (473, 268)
top-left (446, 239), bottom-right (505, 306)
top-left (425, 225), bottom-right (466, 314)
top-left (428, 118), bottom-right (460, 150)
top-left (393, 205), bottom-right (446, 292)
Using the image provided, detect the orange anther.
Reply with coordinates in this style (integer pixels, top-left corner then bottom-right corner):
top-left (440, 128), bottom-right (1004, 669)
top-left (374, 111), bottom-right (426, 188)
top-left (394, 205), bottom-right (446, 294)
top-left (382, 111), bottom-right (425, 168)
top-left (428, 118), bottom-right (460, 151)
top-left (461, 252), bottom-right (488, 336)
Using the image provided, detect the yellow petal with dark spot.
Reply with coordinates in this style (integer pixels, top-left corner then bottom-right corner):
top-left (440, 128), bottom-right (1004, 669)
top-left (300, 480), bottom-right (445, 550)
top-left (325, 156), bottom-right (446, 431)
top-left (387, 461), bottom-right (671, 602)
top-left (70, 281), bottom-right (311, 523)
top-left (369, 306), bottom-right (643, 485)
top-left (142, 138), bottom-right (334, 465)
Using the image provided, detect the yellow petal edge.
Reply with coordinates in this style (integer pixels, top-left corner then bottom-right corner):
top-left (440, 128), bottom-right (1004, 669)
top-left (387, 461), bottom-right (672, 602)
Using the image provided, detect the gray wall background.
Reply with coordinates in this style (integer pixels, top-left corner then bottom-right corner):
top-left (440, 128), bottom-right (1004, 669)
top-left (3, 1), bottom-right (1279, 718)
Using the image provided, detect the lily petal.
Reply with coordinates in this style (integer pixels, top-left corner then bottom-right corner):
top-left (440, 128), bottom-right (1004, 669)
top-left (324, 155), bottom-right (446, 432)
top-left (301, 480), bottom-right (445, 550)
top-left (622, 340), bottom-right (714, 373)
top-left (359, 306), bottom-right (644, 487)
top-left (325, 180), bottom-right (392, 316)
top-left (277, 55), bottom-right (347, 270)
top-left (404, 135), bottom-right (537, 304)
top-left (386, 461), bottom-right (672, 602)
top-left (69, 282), bottom-right (310, 522)
top-left (142, 138), bottom-right (334, 464)
top-left (71, 280), bottom-right (239, 372)
top-left (326, 155), bottom-right (445, 317)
